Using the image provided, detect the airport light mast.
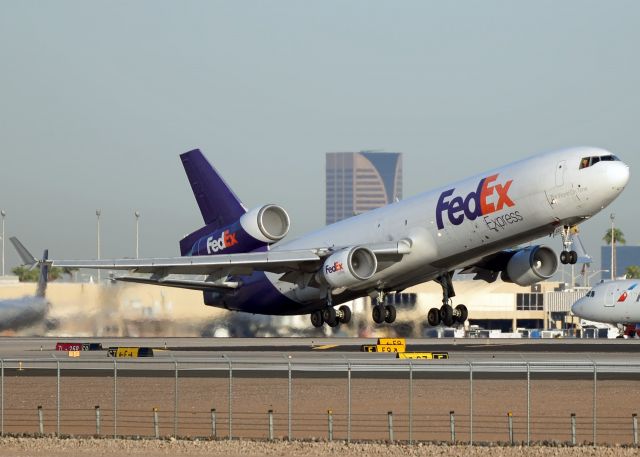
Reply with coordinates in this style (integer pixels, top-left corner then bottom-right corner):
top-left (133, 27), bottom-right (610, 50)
top-left (610, 213), bottom-right (615, 280)
top-left (96, 209), bottom-right (101, 282)
top-left (1, 210), bottom-right (5, 277)
top-left (135, 210), bottom-right (140, 259)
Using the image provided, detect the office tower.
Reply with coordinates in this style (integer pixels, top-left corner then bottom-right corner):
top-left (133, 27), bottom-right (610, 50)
top-left (326, 151), bottom-right (402, 225)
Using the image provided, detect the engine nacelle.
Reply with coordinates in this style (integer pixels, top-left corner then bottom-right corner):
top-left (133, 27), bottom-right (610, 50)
top-left (180, 204), bottom-right (290, 256)
top-left (321, 247), bottom-right (378, 289)
top-left (239, 204), bottom-right (290, 243)
top-left (501, 245), bottom-right (558, 286)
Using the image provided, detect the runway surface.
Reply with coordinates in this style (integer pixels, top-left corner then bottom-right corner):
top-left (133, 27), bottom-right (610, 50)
top-left (1, 337), bottom-right (639, 365)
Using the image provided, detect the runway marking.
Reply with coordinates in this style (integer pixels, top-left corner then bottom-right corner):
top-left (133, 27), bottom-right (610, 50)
top-left (312, 344), bottom-right (338, 350)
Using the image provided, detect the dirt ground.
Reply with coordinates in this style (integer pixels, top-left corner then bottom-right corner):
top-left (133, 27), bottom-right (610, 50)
top-left (2, 371), bottom-right (640, 446)
top-left (0, 438), bottom-right (638, 457)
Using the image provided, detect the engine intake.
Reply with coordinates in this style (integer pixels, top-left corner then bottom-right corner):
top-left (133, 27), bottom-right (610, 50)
top-left (501, 245), bottom-right (558, 286)
top-left (321, 247), bottom-right (378, 289)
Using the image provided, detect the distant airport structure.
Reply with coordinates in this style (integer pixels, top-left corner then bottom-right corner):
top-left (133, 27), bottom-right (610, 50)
top-left (601, 245), bottom-right (640, 280)
top-left (325, 151), bottom-right (403, 224)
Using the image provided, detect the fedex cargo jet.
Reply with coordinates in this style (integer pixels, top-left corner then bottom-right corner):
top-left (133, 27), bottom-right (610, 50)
top-left (24, 146), bottom-right (629, 329)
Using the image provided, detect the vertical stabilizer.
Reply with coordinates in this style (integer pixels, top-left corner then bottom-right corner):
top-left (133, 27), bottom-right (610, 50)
top-left (180, 149), bottom-right (246, 229)
top-left (36, 250), bottom-right (48, 298)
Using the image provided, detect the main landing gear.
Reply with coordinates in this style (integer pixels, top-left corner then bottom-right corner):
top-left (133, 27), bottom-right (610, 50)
top-left (559, 225), bottom-right (578, 265)
top-left (426, 272), bottom-right (468, 327)
top-left (371, 291), bottom-right (396, 325)
top-left (310, 292), bottom-right (352, 329)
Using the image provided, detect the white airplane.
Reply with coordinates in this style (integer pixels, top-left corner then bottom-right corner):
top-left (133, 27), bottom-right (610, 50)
top-left (0, 238), bottom-right (50, 332)
top-left (572, 279), bottom-right (640, 337)
top-left (18, 146), bottom-right (629, 329)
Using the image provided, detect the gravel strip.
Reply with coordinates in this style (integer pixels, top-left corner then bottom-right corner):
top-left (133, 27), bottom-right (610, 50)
top-left (0, 438), bottom-right (637, 457)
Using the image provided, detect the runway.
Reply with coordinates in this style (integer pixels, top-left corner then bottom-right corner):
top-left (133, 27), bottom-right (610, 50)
top-left (1, 337), bottom-right (640, 365)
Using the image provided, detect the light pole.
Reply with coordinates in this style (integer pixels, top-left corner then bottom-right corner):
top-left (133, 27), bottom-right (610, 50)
top-left (96, 209), bottom-right (101, 282)
top-left (1, 210), bottom-right (5, 277)
top-left (134, 211), bottom-right (140, 259)
top-left (610, 213), bottom-right (615, 280)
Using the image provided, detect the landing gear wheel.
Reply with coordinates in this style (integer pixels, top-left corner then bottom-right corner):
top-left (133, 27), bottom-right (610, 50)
top-left (338, 305), bottom-right (352, 324)
top-left (384, 304), bottom-right (397, 324)
top-left (322, 307), bottom-right (338, 327)
top-left (454, 304), bottom-right (468, 323)
top-left (310, 310), bottom-right (324, 328)
top-left (569, 250), bottom-right (578, 264)
top-left (427, 308), bottom-right (441, 326)
top-left (372, 305), bottom-right (385, 324)
top-left (560, 251), bottom-right (570, 265)
top-left (440, 304), bottom-right (454, 327)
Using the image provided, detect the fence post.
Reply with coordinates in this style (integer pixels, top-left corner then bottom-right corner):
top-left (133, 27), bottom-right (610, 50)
top-left (211, 408), bottom-right (216, 439)
top-left (327, 410), bottom-right (333, 442)
top-left (174, 361), bottom-right (178, 438)
top-left (593, 362), bottom-right (597, 446)
top-left (571, 413), bottom-right (576, 446)
top-left (469, 362), bottom-right (473, 445)
top-left (633, 413), bottom-right (637, 446)
top-left (228, 359), bottom-right (233, 440)
top-left (95, 406), bottom-right (101, 435)
top-left (56, 360), bottom-right (60, 437)
top-left (268, 409), bottom-right (274, 441)
top-left (526, 362), bottom-right (530, 446)
top-left (450, 411), bottom-right (455, 442)
top-left (508, 411), bottom-right (514, 445)
top-left (1, 359), bottom-right (4, 436)
top-left (288, 361), bottom-right (292, 441)
top-left (37, 405), bottom-right (44, 435)
top-left (153, 407), bottom-right (159, 439)
top-left (388, 411), bottom-right (394, 443)
top-left (113, 359), bottom-right (117, 438)
top-left (409, 361), bottom-right (413, 444)
top-left (347, 362), bottom-right (351, 443)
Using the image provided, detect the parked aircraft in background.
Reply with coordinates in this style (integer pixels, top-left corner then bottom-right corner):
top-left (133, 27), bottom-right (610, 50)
top-left (572, 279), bottom-right (640, 337)
top-left (19, 146), bottom-right (629, 329)
top-left (0, 238), bottom-right (50, 332)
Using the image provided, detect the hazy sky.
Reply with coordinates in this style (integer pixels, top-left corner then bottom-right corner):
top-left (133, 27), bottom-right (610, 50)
top-left (1, 1), bottom-right (638, 276)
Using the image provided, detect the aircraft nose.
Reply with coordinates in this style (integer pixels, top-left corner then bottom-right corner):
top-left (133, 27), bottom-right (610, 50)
top-left (571, 300), bottom-right (582, 316)
top-left (606, 161), bottom-right (630, 190)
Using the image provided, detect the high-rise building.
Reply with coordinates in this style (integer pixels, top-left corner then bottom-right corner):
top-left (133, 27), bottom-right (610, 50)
top-left (326, 151), bottom-right (402, 225)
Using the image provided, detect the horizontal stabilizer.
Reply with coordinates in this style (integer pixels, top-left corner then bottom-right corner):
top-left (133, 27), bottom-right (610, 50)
top-left (115, 276), bottom-right (238, 292)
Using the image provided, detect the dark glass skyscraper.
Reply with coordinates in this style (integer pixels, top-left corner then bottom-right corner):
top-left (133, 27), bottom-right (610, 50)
top-left (325, 151), bottom-right (403, 225)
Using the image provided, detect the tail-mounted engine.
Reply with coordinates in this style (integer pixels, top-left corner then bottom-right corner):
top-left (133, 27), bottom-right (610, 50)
top-left (500, 245), bottom-right (558, 286)
top-left (180, 204), bottom-right (290, 256)
top-left (320, 246), bottom-right (378, 289)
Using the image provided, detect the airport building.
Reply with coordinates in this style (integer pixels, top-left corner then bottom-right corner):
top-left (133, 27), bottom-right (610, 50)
top-left (325, 151), bottom-right (403, 224)
top-left (601, 245), bottom-right (640, 280)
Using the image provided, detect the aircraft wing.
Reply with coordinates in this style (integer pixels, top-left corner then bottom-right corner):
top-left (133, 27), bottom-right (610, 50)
top-left (46, 240), bottom-right (412, 288)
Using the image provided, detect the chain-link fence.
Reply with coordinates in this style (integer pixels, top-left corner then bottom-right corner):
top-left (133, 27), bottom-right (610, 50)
top-left (1, 358), bottom-right (639, 445)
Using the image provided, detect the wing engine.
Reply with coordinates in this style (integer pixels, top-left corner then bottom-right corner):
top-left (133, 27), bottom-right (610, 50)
top-left (320, 246), bottom-right (378, 289)
top-left (500, 245), bottom-right (558, 286)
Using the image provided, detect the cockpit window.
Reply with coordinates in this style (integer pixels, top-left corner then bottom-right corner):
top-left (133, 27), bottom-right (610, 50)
top-left (579, 155), bottom-right (620, 169)
top-left (586, 290), bottom-right (595, 297)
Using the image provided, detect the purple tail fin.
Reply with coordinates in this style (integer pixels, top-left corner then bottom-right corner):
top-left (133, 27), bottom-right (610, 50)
top-left (180, 149), bottom-right (246, 228)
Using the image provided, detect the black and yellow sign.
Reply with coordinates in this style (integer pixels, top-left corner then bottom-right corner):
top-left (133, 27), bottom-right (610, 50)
top-left (397, 352), bottom-right (449, 360)
top-left (108, 347), bottom-right (154, 358)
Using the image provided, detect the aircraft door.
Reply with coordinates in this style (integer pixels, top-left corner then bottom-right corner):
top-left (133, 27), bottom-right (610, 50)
top-left (555, 161), bottom-right (566, 187)
top-left (604, 284), bottom-right (616, 307)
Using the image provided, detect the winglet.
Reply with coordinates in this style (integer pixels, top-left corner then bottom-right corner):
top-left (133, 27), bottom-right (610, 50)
top-left (9, 237), bottom-right (38, 267)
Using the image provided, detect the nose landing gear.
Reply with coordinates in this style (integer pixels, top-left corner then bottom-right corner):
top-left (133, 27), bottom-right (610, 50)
top-left (559, 225), bottom-right (578, 265)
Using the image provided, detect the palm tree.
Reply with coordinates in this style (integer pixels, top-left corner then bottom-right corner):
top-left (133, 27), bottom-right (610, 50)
top-left (626, 265), bottom-right (640, 279)
top-left (603, 228), bottom-right (626, 245)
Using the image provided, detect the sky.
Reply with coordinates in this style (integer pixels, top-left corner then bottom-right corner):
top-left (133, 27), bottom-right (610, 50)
top-left (0, 1), bottom-right (638, 278)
